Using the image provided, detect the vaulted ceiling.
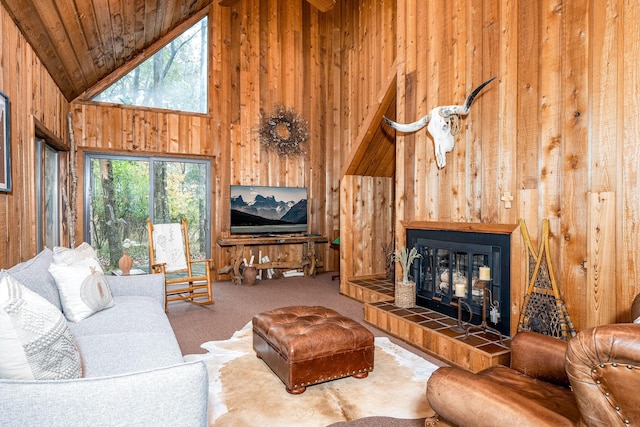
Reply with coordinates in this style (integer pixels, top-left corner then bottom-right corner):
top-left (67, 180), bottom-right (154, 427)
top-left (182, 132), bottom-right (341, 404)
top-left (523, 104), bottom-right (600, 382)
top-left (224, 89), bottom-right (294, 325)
top-left (1, 0), bottom-right (214, 101)
top-left (1, 0), bottom-right (336, 102)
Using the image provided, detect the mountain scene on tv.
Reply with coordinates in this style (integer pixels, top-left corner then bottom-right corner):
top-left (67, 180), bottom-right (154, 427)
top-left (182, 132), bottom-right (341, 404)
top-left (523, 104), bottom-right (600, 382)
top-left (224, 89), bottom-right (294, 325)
top-left (230, 186), bottom-right (307, 234)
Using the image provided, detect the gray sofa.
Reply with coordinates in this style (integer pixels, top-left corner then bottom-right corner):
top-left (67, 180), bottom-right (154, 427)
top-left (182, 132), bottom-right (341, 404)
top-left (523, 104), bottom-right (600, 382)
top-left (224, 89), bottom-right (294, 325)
top-left (0, 248), bottom-right (209, 426)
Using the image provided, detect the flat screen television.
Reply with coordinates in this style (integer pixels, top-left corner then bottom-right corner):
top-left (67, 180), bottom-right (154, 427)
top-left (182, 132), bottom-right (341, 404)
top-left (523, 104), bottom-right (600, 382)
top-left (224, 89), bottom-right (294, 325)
top-left (230, 185), bottom-right (308, 235)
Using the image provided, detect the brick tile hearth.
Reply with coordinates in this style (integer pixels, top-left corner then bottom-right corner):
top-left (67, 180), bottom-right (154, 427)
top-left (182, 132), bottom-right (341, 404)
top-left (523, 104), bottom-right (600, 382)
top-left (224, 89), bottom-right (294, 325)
top-left (342, 276), bottom-right (512, 372)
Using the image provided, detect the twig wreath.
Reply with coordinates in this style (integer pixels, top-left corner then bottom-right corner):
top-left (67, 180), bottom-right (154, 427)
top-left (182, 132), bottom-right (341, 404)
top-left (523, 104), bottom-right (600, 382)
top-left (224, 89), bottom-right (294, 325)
top-left (258, 105), bottom-right (309, 157)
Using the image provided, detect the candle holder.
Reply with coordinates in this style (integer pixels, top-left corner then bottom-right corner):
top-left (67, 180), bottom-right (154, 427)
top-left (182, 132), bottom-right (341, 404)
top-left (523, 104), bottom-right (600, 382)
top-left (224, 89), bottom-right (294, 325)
top-left (464, 280), bottom-right (504, 345)
top-left (451, 296), bottom-right (473, 333)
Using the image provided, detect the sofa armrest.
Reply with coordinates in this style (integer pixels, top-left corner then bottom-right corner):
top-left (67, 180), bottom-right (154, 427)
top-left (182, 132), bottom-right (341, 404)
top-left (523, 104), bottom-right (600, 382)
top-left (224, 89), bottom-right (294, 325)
top-left (510, 331), bottom-right (569, 386)
top-left (631, 294), bottom-right (640, 321)
top-left (566, 323), bottom-right (640, 426)
top-left (0, 361), bottom-right (208, 427)
top-left (427, 367), bottom-right (575, 427)
top-left (106, 273), bottom-right (165, 305)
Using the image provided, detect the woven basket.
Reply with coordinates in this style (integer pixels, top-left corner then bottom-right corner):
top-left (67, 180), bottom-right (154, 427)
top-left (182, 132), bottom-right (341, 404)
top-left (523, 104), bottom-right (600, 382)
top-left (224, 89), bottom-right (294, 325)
top-left (394, 281), bottom-right (416, 308)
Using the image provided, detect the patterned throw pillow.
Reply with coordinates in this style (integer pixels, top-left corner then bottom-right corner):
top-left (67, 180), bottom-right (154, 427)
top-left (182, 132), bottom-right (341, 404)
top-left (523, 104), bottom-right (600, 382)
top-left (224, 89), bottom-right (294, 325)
top-left (48, 243), bottom-right (115, 322)
top-left (0, 274), bottom-right (82, 380)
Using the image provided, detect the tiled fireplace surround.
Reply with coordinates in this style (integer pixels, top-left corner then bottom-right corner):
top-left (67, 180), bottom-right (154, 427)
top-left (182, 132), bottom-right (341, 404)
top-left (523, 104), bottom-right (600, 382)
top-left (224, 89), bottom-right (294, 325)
top-left (342, 222), bottom-right (521, 372)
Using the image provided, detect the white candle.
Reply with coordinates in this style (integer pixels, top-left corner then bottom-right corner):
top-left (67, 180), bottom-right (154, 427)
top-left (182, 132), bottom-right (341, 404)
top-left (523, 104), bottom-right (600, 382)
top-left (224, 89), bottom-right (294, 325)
top-left (479, 266), bottom-right (491, 281)
top-left (454, 283), bottom-right (466, 297)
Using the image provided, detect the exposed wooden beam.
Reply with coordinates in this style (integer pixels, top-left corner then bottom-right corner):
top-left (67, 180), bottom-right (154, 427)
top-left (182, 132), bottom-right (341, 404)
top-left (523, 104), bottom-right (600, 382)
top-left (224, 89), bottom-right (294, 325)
top-left (306, 0), bottom-right (335, 12)
top-left (220, 0), bottom-right (334, 11)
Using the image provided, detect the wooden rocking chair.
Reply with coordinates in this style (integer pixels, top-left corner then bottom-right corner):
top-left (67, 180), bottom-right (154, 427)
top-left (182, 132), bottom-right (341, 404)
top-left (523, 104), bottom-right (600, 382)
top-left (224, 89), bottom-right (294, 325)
top-left (147, 217), bottom-right (214, 312)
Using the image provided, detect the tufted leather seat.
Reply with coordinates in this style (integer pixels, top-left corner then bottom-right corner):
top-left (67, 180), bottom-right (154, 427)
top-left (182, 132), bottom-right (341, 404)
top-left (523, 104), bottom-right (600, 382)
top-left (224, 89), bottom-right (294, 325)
top-left (252, 306), bottom-right (374, 394)
top-left (426, 295), bottom-right (640, 426)
top-left (566, 323), bottom-right (640, 425)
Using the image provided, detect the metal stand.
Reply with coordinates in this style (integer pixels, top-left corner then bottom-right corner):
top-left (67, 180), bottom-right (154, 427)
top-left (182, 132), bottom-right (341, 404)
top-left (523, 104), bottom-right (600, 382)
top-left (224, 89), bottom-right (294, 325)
top-left (451, 296), bottom-right (472, 333)
top-left (465, 280), bottom-right (504, 345)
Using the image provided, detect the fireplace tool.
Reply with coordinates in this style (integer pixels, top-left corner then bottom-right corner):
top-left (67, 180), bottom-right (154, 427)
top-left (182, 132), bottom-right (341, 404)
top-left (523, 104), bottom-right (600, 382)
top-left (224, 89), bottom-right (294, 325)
top-left (464, 280), bottom-right (504, 344)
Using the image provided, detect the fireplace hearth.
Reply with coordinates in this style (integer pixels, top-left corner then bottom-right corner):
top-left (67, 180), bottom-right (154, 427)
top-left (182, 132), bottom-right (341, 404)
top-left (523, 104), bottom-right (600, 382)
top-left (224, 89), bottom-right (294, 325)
top-left (406, 227), bottom-right (511, 336)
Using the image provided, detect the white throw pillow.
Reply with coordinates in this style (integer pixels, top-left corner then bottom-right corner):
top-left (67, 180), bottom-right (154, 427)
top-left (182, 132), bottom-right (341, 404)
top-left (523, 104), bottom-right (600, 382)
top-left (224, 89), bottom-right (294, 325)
top-left (0, 274), bottom-right (82, 380)
top-left (634, 316), bottom-right (640, 324)
top-left (48, 243), bottom-right (115, 322)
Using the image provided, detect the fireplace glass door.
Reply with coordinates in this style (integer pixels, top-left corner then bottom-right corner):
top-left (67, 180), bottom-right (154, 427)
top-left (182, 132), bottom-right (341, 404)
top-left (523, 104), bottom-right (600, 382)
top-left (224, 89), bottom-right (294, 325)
top-left (408, 233), bottom-right (510, 336)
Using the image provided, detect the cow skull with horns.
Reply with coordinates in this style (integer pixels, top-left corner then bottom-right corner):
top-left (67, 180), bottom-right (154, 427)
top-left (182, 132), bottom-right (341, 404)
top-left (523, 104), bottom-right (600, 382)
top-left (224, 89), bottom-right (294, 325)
top-left (384, 77), bottom-right (496, 168)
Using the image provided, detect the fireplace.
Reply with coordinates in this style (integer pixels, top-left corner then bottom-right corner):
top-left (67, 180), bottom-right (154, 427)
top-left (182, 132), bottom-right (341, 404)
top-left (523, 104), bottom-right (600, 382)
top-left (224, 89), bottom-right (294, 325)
top-left (406, 227), bottom-right (511, 336)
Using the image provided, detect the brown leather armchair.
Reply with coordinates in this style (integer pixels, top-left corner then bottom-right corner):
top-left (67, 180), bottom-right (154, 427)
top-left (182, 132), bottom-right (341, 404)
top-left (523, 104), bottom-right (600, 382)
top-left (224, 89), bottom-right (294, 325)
top-left (426, 297), bottom-right (640, 426)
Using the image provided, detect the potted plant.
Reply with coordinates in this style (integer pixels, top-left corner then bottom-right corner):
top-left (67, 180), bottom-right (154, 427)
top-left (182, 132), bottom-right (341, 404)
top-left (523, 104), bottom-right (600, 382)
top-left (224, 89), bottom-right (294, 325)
top-left (394, 246), bottom-right (422, 307)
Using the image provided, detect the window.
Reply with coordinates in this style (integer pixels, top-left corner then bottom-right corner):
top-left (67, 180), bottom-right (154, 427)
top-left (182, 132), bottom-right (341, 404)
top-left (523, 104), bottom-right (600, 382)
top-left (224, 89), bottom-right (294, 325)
top-left (92, 16), bottom-right (208, 114)
top-left (84, 153), bottom-right (211, 272)
top-left (36, 138), bottom-right (61, 250)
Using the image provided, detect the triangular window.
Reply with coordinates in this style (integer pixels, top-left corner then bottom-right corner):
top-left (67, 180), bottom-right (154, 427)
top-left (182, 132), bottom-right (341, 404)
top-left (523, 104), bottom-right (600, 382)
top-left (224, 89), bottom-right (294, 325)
top-left (93, 16), bottom-right (208, 114)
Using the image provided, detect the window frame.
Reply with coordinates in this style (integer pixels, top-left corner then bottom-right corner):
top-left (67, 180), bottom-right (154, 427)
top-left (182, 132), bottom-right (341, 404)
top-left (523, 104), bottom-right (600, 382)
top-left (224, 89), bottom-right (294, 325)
top-left (34, 119), bottom-right (68, 251)
top-left (35, 138), bottom-right (61, 251)
top-left (82, 152), bottom-right (213, 260)
top-left (90, 15), bottom-right (209, 114)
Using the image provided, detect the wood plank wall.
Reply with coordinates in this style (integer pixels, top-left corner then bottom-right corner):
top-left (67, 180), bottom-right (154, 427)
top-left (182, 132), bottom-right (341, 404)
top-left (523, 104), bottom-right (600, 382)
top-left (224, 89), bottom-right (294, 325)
top-left (69, 2), bottom-right (316, 277)
top-left (340, 175), bottom-right (394, 278)
top-left (336, 0), bottom-right (396, 281)
top-left (5, 0), bottom-right (637, 334)
top-left (67, 0), bottom-right (392, 278)
top-left (0, 5), bottom-right (70, 267)
top-left (395, 0), bottom-right (640, 331)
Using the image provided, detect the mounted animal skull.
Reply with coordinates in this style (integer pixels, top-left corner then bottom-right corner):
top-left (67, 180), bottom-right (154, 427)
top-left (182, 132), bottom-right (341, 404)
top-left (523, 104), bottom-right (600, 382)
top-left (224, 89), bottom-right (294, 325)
top-left (384, 77), bottom-right (496, 168)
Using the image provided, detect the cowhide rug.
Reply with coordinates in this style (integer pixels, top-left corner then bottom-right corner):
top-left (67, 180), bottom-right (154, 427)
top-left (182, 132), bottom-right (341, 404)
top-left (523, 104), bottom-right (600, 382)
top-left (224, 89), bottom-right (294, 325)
top-left (184, 323), bottom-right (438, 426)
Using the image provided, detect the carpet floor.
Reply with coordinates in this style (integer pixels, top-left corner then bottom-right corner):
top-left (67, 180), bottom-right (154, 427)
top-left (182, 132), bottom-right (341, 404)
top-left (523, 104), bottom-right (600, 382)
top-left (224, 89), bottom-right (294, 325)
top-left (167, 273), bottom-right (449, 426)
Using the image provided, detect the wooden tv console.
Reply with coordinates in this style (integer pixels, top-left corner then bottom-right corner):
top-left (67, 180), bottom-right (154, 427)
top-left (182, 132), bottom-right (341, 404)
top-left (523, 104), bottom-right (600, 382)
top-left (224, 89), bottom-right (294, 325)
top-left (217, 235), bottom-right (328, 285)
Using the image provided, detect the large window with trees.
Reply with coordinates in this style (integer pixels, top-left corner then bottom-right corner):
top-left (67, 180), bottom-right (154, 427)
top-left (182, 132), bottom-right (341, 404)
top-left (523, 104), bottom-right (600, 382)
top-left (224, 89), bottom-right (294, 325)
top-left (92, 16), bottom-right (208, 114)
top-left (84, 153), bottom-right (211, 272)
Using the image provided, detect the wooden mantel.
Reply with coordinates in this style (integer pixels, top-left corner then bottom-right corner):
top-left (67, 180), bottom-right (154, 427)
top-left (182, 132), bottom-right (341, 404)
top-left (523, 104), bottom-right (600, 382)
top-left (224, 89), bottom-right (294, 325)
top-left (401, 221), bottom-right (519, 235)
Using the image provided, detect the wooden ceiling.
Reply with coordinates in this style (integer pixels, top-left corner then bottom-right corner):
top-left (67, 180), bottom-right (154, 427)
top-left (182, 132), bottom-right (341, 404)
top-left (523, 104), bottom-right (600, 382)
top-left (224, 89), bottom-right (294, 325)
top-left (1, 0), bottom-right (215, 101)
top-left (1, 0), bottom-right (336, 102)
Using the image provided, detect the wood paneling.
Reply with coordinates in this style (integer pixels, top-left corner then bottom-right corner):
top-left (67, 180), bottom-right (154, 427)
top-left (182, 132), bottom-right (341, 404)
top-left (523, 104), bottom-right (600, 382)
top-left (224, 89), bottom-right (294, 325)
top-left (395, 0), bottom-right (640, 331)
top-left (340, 175), bottom-right (394, 280)
top-left (336, 0), bottom-right (397, 292)
top-left (0, 6), bottom-right (70, 267)
top-left (620, 1), bottom-right (640, 321)
top-left (586, 192), bottom-right (616, 326)
top-left (306, 0), bottom-right (335, 13)
top-left (341, 73), bottom-right (396, 178)
top-left (5, 0), bottom-right (640, 335)
top-left (67, 0), bottom-right (396, 279)
top-left (69, 1), bottom-right (354, 277)
top-left (337, 0), bottom-right (397, 170)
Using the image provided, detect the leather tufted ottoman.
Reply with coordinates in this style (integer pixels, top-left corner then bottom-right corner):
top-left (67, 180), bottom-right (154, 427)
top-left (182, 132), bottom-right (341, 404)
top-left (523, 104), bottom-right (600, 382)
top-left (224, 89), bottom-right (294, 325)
top-left (252, 306), bottom-right (375, 394)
